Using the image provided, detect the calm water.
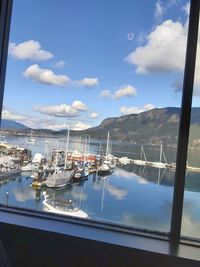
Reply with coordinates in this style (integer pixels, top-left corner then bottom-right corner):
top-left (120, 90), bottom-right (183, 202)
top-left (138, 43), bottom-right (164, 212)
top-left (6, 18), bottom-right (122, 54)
top-left (0, 136), bottom-right (200, 239)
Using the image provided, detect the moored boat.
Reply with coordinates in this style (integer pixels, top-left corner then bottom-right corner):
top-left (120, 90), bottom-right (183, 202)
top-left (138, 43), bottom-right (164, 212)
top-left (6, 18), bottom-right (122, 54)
top-left (45, 168), bottom-right (75, 188)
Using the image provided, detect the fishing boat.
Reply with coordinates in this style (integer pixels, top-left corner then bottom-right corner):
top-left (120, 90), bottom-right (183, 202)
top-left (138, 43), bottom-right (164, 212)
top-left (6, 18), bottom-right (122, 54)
top-left (21, 162), bottom-right (37, 172)
top-left (43, 192), bottom-right (88, 218)
top-left (97, 161), bottom-right (114, 176)
top-left (45, 167), bottom-right (75, 188)
top-left (74, 162), bottom-right (89, 179)
top-left (0, 156), bottom-right (21, 178)
top-left (46, 130), bottom-right (75, 188)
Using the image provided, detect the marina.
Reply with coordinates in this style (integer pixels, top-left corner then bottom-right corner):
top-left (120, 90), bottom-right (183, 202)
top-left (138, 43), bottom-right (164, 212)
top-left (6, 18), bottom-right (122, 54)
top-left (0, 134), bottom-right (200, 237)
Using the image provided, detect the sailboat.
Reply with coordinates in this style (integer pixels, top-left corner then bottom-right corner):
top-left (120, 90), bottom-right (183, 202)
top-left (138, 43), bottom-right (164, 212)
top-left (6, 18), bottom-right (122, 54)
top-left (27, 129), bottom-right (36, 144)
top-left (133, 145), bottom-right (147, 166)
top-left (97, 131), bottom-right (115, 176)
top-left (150, 143), bottom-right (167, 169)
top-left (45, 129), bottom-right (75, 188)
top-left (74, 137), bottom-right (90, 179)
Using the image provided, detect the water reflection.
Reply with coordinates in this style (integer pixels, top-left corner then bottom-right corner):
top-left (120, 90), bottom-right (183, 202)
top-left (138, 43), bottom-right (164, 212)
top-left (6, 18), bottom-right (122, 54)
top-left (181, 192), bottom-right (200, 238)
top-left (0, 137), bottom-right (200, 236)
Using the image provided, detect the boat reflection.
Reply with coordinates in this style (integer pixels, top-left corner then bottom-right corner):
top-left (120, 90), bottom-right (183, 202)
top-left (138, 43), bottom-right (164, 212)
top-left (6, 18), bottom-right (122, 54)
top-left (43, 192), bottom-right (89, 218)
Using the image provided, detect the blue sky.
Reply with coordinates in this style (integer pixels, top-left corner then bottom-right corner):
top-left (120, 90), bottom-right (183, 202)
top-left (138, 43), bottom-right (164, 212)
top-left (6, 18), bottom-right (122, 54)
top-left (3, 0), bottom-right (199, 131)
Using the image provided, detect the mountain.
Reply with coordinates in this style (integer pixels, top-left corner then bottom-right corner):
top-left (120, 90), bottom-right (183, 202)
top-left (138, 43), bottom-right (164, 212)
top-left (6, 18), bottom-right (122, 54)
top-left (0, 119), bottom-right (29, 130)
top-left (80, 107), bottom-right (180, 146)
top-left (1, 107), bottom-right (200, 148)
top-left (80, 107), bottom-right (200, 148)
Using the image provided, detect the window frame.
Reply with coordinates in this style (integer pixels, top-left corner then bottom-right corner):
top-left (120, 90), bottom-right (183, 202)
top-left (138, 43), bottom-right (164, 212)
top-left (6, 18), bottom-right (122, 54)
top-left (0, 0), bottom-right (200, 254)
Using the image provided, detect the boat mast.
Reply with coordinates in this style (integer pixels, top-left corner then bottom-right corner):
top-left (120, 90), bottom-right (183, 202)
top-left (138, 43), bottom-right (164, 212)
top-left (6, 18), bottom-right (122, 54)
top-left (64, 126), bottom-right (70, 169)
top-left (54, 141), bottom-right (59, 171)
top-left (105, 131), bottom-right (110, 157)
top-left (159, 142), bottom-right (163, 163)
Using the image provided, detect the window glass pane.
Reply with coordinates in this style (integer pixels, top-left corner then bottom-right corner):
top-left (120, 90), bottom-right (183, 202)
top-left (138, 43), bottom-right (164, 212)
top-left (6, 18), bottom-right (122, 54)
top-left (181, 9), bottom-right (200, 239)
top-left (1, 0), bottom-right (188, 232)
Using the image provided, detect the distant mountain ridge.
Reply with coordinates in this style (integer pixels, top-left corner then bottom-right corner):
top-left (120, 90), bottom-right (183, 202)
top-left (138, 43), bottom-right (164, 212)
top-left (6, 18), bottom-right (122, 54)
top-left (1, 107), bottom-right (200, 148)
top-left (80, 107), bottom-right (181, 146)
top-left (80, 107), bottom-right (200, 147)
top-left (0, 119), bottom-right (29, 130)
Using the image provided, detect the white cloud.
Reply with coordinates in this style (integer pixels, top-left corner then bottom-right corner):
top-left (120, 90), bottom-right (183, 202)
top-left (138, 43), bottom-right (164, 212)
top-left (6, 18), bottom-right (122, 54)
top-left (144, 104), bottom-right (156, 110)
top-left (100, 85), bottom-right (137, 99)
top-left (106, 182), bottom-right (127, 200)
top-left (154, 1), bottom-right (165, 21)
top-left (55, 60), bottom-right (66, 68)
top-left (114, 85), bottom-right (137, 99)
top-left (90, 112), bottom-right (99, 119)
top-left (24, 64), bottom-right (70, 86)
top-left (182, 2), bottom-right (190, 16)
top-left (24, 119), bottom-right (70, 131)
top-left (42, 122), bottom-right (69, 131)
top-left (154, 0), bottom-right (179, 21)
top-left (1, 108), bottom-right (91, 131)
top-left (9, 40), bottom-right (53, 60)
top-left (71, 121), bottom-right (91, 131)
top-left (115, 168), bottom-right (148, 184)
top-left (120, 104), bottom-right (155, 115)
top-left (13, 187), bottom-right (35, 202)
top-left (125, 19), bottom-right (187, 74)
top-left (2, 109), bottom-right (27, 121)
top-left (80, 78), bottom-right (99, 87)
top-left (193, 58), bottom-right (200, 96)
top-left (71, 100), bottom-right (88, 111)
top-left (100, 90), bottom-right (111, 98)
top-left (34, 104), bottom-right (79, 117)
top-left (37, 121), bottom-right (91, 131)
top-left (125, 7), bottom-right (200, 95)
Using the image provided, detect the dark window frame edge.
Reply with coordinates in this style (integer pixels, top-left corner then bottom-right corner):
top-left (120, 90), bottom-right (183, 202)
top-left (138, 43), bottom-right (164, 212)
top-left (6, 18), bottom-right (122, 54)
top-left (1, 207), bottom-right (200, 263)
top-left (0, 0), bottom-right (200, 254)
top-left (170, 0), bottom-right (200, 243)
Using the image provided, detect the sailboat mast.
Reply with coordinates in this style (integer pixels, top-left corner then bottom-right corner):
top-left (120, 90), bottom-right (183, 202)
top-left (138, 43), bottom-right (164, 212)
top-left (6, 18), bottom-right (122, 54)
top-left (64, 126), bottom-right (70, 169)
top-left (159, 142), bottom-right (163, 163)
top-left (55, 141), bottom-right (59, 171)
top-left (105, 131), bottom-right (110, 157)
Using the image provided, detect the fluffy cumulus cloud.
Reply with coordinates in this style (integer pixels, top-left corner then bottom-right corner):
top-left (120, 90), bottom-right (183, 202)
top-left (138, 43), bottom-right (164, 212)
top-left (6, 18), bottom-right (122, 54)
top-left (125, 19), bottom-right (187, 74)
top-left (34, 100), bottom-right (88, 118)
top-left (71, 100), bottom-right (88, 111)
top-left (9, 40), bottom-right (53, 60)
top-left (125, 2), bottom-right (200, 95)
top-left (71, 121), bottom-right (91, 131)
top-left (114, 85), bottom-right (137, 99)
top-left (36, 120), bottom-right (91, 131)
top-left (24, 64), bottom-right (70, 86)
top-left (34, 104), bottom-right (79, 117)
top-left (120, 104), bottom-right (155, 115)
top-left (90, 112), bottom-right (99, 119)
top-left (2, 109), bottom-right (27, 121)
top-left (80, 78), bottom-right (99, 87)
top-left (100, 85), bottom-right (137, 99)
